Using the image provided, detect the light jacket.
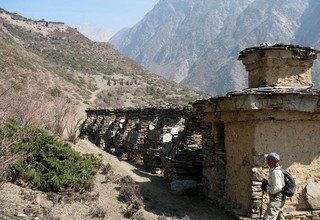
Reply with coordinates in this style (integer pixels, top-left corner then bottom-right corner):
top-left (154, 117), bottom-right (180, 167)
top-left (267, 166), bottom-right (285, 194)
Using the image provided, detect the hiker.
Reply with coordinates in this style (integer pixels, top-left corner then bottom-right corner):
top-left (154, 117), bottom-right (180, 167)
top-left (261, 152), bottom-right (286, 220)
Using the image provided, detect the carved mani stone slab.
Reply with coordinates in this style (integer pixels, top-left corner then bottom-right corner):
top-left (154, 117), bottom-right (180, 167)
top-left (162, 142), bottom-right (173, 156)
top-left (163, 133), bottom-right (173, 143)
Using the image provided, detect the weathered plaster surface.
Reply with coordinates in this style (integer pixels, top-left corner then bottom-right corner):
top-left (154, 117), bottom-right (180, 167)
top-left (254, 120), bottom-right (320, 210)
top-left (224, 121), bottom-right (255, 211)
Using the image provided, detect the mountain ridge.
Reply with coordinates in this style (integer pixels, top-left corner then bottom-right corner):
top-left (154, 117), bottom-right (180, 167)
top-left (110, 0), bottom-right (320, 96)
top-left (0, 8), bottom-right (207, 112)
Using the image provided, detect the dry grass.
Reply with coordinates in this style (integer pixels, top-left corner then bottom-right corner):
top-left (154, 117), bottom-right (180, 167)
top-left (117, 176), bottom-right (143, 218)
top-left (47, 191), bottom-right (100, 205)
top-left (89, 206), bottom-right (106, 219)
top-left (132, 211), bottom-right (147, 220)
top-left (100, 163), bottom-right (121, 183)
top-left (0, 88), bottom-right (83, 143)
top-left (0, 13), bottom-right (208, 114)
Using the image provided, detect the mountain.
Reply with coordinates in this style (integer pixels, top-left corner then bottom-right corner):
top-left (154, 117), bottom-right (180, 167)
top-left (294, 0), bottom-right (320, 46)
top-left (110, 0), bottom-right (255, 83)
top-left (183, 0), bottom-right (309, 95)
top-left (0, 8), bottom-right (207, 111)
top-left (110, 0), bottom-right (320, 96)
top-left (294, 0), bottom-right (320, 86)
top-left (74, 24), bottom-right (114, 42)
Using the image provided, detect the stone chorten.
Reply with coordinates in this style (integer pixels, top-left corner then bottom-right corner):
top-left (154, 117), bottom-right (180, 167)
top-left (194, 44), bottom-right (320, 219)
top-left (238, 44), bottom-right (318, 88)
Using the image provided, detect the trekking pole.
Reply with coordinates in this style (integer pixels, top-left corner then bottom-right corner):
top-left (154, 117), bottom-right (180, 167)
top-left (259, 191), bottom-right (265, 220)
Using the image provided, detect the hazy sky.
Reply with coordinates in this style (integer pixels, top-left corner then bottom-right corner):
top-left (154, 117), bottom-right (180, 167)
top-left (0, 0), bottom-right (159, 32)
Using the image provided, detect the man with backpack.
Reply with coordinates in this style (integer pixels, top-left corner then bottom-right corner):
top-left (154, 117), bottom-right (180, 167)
top-left (261, 152), bottom-right (286, 220)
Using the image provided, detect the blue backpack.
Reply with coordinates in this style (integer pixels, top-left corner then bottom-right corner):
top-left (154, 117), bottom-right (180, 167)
top-left (281, 169), bottom-right (296, 197)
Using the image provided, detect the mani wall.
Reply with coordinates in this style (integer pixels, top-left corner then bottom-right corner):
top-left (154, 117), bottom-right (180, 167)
top-left (79, 105), bottom-right (222, 183)
top-left (80, 44), bottom-right (320, 219)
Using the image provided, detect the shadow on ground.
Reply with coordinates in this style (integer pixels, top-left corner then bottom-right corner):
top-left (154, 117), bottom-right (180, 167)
top-left (131, 167), bottom-right (237, 220)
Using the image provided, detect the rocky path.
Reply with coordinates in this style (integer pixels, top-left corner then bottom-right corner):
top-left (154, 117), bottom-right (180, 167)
top-left (73, 140), bottom-right (236, 220)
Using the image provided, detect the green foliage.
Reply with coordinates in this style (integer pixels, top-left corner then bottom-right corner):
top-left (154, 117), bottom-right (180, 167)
top-left (0, 120), bottom-right (101, 192)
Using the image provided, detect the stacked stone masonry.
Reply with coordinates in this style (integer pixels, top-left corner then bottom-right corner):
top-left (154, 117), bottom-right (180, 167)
top-left (79, 105), bottom-right (219, 183)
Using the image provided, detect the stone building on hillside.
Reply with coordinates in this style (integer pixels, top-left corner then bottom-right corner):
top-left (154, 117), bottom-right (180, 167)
top-left (193, 44), bottom-right (320, 218)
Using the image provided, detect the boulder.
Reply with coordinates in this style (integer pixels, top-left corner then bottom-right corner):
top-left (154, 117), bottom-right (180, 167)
top-left (306, 181), bottom-right (320, 209)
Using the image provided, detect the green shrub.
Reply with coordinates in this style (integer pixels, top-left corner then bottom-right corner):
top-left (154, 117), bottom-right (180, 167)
top-left (0, 120), bottom-right (101, 192)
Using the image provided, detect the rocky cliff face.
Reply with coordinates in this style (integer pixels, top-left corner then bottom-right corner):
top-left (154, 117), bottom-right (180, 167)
top-left (110, 0), bottom-right (255, 83)
top-left (110, 0), bottom-right (320, 95)
top-left (294, 0), bottom-right (320, 87)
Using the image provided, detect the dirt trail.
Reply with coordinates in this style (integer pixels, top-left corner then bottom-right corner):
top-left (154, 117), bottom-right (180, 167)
top-left (73, 140), bottom-right (236, 220)
top-left (87, 75), bottom-right (106, 104)
top-left (74, 140), bottom-right (149, 184)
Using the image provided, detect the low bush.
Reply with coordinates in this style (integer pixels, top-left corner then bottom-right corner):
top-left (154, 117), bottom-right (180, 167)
top-left (132, 211), bottom-right (146, 220)
top-left (47, 191), bottom-right (100, 205)
top-left (0, 120), bottom-right (101, 192)
top-left (124, 199), bottom-right (143, 218)
top-left (89, 206), bottom-right (106, 219)
top-left (101, 163), bottom-right (112, 175)
top-left (100, 163), bottom-right (120, 183)
top-left (117, 176), bottom-right (143, 218)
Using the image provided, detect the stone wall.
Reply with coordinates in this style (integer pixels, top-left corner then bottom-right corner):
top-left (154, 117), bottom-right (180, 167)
top-left (80, 105), bottom-right (205, 182)
top-left (196, 111), bottom-right (227, 199)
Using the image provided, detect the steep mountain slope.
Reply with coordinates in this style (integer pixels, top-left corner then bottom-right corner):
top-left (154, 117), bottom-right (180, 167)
top-left (183, 0), bottom-right (309, 95)
top-left (110, 0), bottom-right (319, 96)
top-left (294, 0), bottom-right (320, 86)
top-left (294, 0), bottom-right (320, 45)
top-left (110, 0), bottom-right (255, 82)
top-left (0, 9), bottom-right (206, 110)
